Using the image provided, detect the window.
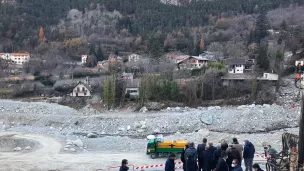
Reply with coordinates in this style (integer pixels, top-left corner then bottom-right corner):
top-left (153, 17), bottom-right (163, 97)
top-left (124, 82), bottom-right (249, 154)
top-left (77, 87), bottom-right (80, 92)
top-left (18, 58), bottom-right (20, 60)
top-left (82, 87), bottom-right (85, 92)
top-left (84, 92), bottom-right (87, 96)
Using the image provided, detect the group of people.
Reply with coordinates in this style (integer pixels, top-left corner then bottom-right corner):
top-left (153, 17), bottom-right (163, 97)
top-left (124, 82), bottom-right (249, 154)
top-left (166, 138), bottom-right (264, 171)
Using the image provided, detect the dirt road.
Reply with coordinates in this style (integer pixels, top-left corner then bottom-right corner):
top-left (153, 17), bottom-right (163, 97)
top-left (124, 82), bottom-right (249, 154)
top-left (0, 132), bottom-right (166, 171)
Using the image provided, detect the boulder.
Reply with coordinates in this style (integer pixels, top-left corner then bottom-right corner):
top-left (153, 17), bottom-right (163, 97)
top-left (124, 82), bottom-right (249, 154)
top-left (73, 139), bottom-right (83, 147)
top-left (14, 147), bottom-right (22, 151)
top-left (141, 125), bottom-right (147, 129)
top-left (118, 127), bottom-right (125, 131)
top-left (139, 106), bottom-right (148, 113)
top-left (70, 148), bottom-right (76, 152)
top-left (25, 146), bottom-right (31, 150)
top-left (153, 128), bottom-right (160, 133)
top-left (134, 122), bottom-right (141, 128)
top-left (87, 132), bottom-right (98, 138)
top-left (139, 121), bottom-right (147, 125)
top-left (127, 125), bottom-right (131, 131)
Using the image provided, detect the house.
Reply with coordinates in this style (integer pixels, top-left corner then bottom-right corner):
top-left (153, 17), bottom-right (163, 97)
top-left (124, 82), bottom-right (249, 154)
top-left (178, 56), bottom-right (209, 70)
top-left (225, 59), bottom-right (254, 74)
top-left (167, 54), bottom-right (189, 64)
top-left (125, 79), bottom-right (140, 99)
top-left (81, 55), bottom-right (88, 65)
top-left (69, 81), bottom-right (91, 97)
top-left (0, 52), bottom-right (30, 65)
top-left (128, 53), bottom-right (140, 62)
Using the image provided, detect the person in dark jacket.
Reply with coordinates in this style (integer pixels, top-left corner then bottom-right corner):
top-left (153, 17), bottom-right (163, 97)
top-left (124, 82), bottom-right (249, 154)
top-left (243, 140), bottom-right (255, 171)
top-left (119, 159), bottom-right (129, 171)
top-left (213, 143), bottom-right (228, 170)
top-left (232, 159), bottom-right (243, 171)
top-left (226, 146), bottom-right (234, 171)
top-left (208, 142), bottom-right (217, 154)
top-left (215, 151), bottom-right (229, 171)
top-left (197, 138), bottom-right (208, 157)
top-left (165, 153), bottom-right (176, 171)
top-left (252, 163), bottom-right (264, 171)
top-left (230, 145), bottom-right (242, 168)
top-left (185, 142), bottom-right (198, 171)
top-left (200, 146), bottom-right (212, 171)
top-left (198, 138), bottom-right (208, 171)
top-left (181, 143), bottom-right (190, 171)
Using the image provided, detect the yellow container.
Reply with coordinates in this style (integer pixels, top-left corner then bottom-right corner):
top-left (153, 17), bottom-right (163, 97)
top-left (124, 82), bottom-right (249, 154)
top-left (157, 140), bottom-right (188, 149)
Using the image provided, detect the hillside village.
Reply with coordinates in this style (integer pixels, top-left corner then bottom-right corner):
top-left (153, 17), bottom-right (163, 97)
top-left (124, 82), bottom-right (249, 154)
top-left (0, 0), bottom-right (303, 170)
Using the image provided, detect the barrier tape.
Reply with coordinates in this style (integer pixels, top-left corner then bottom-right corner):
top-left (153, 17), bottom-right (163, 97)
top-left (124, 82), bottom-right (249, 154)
top-left (96, 153), bottom-right (267, 171)
top-left (133, 153), bottom-right (267, 170)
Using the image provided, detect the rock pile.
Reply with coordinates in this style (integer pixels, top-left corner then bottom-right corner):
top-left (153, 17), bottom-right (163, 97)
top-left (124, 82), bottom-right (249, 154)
top-left (64, 139), bottom-right (87, 153)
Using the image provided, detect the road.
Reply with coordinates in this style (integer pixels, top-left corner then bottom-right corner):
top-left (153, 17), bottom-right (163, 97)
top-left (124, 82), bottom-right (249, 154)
top-left (0, 132), bottom-right (166, 171)
top-left (0, 132), bottom-right (268, 171)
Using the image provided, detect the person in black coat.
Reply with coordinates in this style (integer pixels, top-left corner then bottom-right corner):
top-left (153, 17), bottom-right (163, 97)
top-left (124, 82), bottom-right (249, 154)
top-left (165, 153), bottom-right (176, 171)
top-left (208, 142), bottom-right (217, 154)
top-left (200, 146), bottom-right (212, 171)
top-left (213, 143), bottom-right (228, 170)
top-left (243, 140), bottom-right (255, 171)
top-left (181, 143), bottom-right (189, 171)
top-left (119, 159), bottom-right (129, 171)
top-left (185, 142), bottom-right (198, 171)
top-left (215, 151), bottom-right (229, 171)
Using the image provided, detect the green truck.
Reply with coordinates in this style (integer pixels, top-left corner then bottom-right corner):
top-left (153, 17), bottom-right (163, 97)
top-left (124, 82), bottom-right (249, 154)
top-left (146, 138), bottom-right (188, 159)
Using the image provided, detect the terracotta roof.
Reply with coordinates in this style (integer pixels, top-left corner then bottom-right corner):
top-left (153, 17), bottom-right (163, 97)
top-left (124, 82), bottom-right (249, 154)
top-left (0, 52), bottom-right (29, 56)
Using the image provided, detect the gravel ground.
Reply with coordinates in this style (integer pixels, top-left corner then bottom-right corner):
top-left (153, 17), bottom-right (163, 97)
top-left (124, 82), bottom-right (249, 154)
top-left (0, 77), bottom-right (300, 157)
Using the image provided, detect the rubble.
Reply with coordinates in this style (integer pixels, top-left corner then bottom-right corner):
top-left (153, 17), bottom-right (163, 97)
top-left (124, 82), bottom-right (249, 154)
top-left (14, 147), bottom-right (22, 151)
top-left (139, 106), bottom-right (148, 113)
top-left (87, 133), bottom-right (97, 138)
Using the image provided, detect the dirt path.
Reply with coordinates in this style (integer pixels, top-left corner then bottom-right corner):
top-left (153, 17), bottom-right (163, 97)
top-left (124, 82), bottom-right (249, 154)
top-left (0, 132), bottom-right (165, 171)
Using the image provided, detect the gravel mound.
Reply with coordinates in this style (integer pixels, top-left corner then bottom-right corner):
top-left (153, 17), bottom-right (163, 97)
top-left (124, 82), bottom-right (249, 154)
top-left (0, 136), bottom-right (38, 152)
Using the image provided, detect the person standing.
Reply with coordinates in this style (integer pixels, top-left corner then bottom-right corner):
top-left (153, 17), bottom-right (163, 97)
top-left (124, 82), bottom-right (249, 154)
top-left (213, 143), bottom-right (228, 170)
top-left (232, 138), bottom-right (244, 163)
top-left (181, 143), bottom-right (190, 171)
top-left (215, 151), bottom-right (229, 171)
top-left (197, 138), bottom-right (208, 171)
top-left (200, 146), bottom-right (213, 171)
top-left (197, 138), bottom-right (208, 156)
top-left (165, 153), bottom-right (176, 171)
top-left (185, 142), bottom-right (198, 171)
top-left (230, 145), bottom-right (242, 167)
top-left (243, 140), bottom-right (255, 171)
top-left (232, 159), bottom-right (243, 171)
top-left (119, 159), bottom-right (129, 171)
top-left (208, 142), bottom-right (217, 154)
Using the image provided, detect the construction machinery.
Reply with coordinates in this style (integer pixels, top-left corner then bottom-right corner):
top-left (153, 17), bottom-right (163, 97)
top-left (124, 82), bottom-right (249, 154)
top-left (146, 136), bottom-right (187, 159)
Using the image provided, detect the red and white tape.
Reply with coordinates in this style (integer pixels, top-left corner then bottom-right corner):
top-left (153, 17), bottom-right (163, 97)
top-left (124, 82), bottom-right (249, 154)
top-left (135, 162), bottom-right (183, 170)
top-left (134, 153), bottom-right (267, 170)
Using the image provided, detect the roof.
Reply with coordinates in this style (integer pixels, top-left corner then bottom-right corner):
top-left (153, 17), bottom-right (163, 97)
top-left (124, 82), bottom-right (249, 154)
top-left (72, 81), bottom-right (92, 92)
top-left (178, 56), bottom-right (209, 64)
top-left (0, 52), bottom-right (29, 56)
top-left (126, 79), bottom-right (139, 88)
top-left (225, 59), bottom-right (254, 65)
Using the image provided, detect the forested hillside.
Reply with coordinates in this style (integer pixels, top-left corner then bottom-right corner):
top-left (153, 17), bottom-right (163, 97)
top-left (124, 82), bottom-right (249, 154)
top-left (0, 0), bottom-right (303, 63)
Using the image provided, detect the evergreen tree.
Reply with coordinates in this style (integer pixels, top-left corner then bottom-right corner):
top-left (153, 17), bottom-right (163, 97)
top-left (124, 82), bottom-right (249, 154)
top-left (257, 43), bottom-right (269, 70)
top-left (96, 45), bottom-right (104, 61)
top-left (89, 44), bottom-right (96, 56)
top-left (254, 12), bottom-right (269, 44)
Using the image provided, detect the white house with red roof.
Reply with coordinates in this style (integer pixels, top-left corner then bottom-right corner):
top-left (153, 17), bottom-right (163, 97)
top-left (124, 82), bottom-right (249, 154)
top-left (0, 52), bottom-right (30, 65)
